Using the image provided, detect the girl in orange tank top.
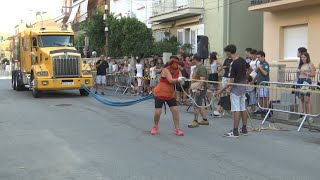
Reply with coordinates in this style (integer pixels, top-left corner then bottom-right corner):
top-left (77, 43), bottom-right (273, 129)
top-left (150, 57), bottom-right (185, 136)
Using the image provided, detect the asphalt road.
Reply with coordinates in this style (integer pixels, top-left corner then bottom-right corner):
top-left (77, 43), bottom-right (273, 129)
top-left (0, 79), bottom-right (319, 180)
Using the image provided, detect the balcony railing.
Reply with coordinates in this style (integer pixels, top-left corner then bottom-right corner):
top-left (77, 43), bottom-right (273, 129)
top-left (152, 0), bottom-right (204, 16)
top-left (250, 0), bottom-right (280, 6)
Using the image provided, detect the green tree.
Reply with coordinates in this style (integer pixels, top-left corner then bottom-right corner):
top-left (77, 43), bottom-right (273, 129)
top-left (74, 33), bottom-right (85, 53)
top-left (108, 15), bottom-right (125, 57)
top-left (81, 11), bottom-right (155, 57)
top-left (1, 58), bottom-right (8, 64)
top-left (121, 17), bottom-right (154, 57)
top-left (81, 10), bottom-right (106, 55)
top-left (153, 33), bottom-right (179, 56)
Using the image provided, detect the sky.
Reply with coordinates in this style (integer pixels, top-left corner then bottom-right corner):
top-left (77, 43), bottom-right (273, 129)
top-left (0, 0), bottom-right (62, 34)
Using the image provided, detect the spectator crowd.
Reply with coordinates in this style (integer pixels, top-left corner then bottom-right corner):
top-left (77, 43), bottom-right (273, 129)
top-left (84, 45), bottom-right (320, 137)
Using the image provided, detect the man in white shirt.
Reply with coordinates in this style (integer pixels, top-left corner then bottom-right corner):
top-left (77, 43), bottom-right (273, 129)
top-left (249, 49), bottom-right (260, 74)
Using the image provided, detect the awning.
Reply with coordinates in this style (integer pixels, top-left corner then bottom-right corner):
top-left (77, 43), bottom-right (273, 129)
top-left (67, 4), bottom-right (80, 24)
top-left (79, 0), bottom-right (88, 22)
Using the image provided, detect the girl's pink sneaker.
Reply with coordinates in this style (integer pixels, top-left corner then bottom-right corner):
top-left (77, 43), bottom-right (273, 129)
top-left (150, 125), bottom-right (159, 135)
top-left (175, 128), bottom-right (184, 136)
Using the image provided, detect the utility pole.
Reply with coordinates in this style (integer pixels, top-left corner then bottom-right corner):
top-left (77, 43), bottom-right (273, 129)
top-left (104, 0), bottom-right (110, 57)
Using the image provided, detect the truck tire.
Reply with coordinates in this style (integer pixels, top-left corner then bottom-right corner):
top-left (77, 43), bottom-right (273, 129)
top-left (79, 89), bottom-right (89, 96)
top-left (16, 77), bottom-right (24, 91)
top-left (32, 88), bottom-right (41, 98)
top-left (15, 71), bottom-right (26, 91)
top-left (31, 73), bottom-right (41, 98)
top-left (12, 71), bottom-right (16, 90)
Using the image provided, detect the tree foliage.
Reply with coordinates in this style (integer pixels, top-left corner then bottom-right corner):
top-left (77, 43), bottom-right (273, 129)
top-left (1, 58), bottom-right (8, 64)
top-left (108, 15), bottom-right (125, 57)
top-left (153, 34), bottom-right (179, 56)
top-left (74, 33), bottom-right (85, 53)
top-left (81, 10), bottom-right (106, 55)
top-left (121, 17), bottom-right (154, 57)
top-left (80, 12), bottom-right (181, 57)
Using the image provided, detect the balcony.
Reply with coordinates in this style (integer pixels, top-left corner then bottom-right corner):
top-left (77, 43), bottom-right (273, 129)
top-left (249, 0), bottom-right (320, 12)
top-left (149, 0), bottom-right (204, 23)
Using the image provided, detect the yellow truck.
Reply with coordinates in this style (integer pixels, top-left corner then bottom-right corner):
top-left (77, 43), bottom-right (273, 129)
top-left (11, 27), bottom-right (93, 97)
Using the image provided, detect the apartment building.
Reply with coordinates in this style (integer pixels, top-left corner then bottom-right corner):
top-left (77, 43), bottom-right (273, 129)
top-left (149, 0), bottom-right (263, 56)
top-left (249, 0), bottom-right (320, 67)
top-left (65, 0), bottom-right (152, 32)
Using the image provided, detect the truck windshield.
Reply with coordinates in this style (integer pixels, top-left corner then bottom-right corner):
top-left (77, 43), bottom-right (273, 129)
top-left (39, 35), bottom-right (74, 47)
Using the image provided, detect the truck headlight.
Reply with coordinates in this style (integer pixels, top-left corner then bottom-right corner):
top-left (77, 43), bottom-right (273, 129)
top-left (82, 70), bottom-right (92, 75)
top-left (37, 71), bottom-right (49, 76)
top-left (85, 79), bottom-right (90, 84)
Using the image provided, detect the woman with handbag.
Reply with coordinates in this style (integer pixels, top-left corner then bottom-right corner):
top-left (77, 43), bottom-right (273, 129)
top-left (296, 52), bottom-right (316, 123)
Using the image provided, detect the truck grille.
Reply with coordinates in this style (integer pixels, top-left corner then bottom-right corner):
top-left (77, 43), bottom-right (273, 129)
top-left (53, 56), bottom-right (80, 78)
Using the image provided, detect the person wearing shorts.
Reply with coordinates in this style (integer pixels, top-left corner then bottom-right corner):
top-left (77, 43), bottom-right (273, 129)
top-left (254, 51), bottom-right (270, 117)
top-left (212, 94), bottom-right (231, 117)
top-left (208, 52), bottom-right (222, 91)
top-left (296, 52), bottom-right (316, 123)
top-left (135, 58), bottom-right (144, 95)
top-left (149, 61), bottom-right (158, 93)
top-left (188, 54), bottom-right (209, 128)
top-left (95, 55), bottom-right (109, 95)
top-left (216, 44), bottom-right (250, 138)
top-left (175, 62), bottom-right (189, 105)
top-left (151, 56), bottom-right (185, 136)
top-left (221, 57), bottom-right (233, 89)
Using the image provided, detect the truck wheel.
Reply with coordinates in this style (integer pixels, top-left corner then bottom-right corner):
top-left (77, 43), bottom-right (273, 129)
top-left (14, 71), bottom-right (26, 91)
top-left (16, 77), bottom-right (25, 91)
top-left (12, 71), bottom-right (16, 90)
top-left (32, 88), bottom-right (41, 98)
top-left (79, 89), bottom-right (89, 96)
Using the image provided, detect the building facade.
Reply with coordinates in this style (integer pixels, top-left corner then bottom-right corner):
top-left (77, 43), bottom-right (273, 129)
top-left (249, 0), bottom-right (320, 67)
top-left (0, 33), bottom-right (13, 60)
top-left (149, 0), bottom-right (263, 56)
top-left (65, 0), bottom-right (152, 32)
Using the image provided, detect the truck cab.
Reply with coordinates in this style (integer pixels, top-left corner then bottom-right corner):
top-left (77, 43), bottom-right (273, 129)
top-left (12, 27), bottom-right (93, 97)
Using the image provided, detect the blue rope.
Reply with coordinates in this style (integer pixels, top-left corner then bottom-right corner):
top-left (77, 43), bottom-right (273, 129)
top-left (81, 84), bottom-right (154, 107)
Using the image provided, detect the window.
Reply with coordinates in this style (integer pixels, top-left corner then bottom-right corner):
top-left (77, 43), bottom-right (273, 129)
top-left (155, 30), bottom-right (167, 42)
top-left (176, 0), bottom-right (188, 8)
top-left (39, 36), bottom-right (74, 47)
top-left (283, 25), bottom-right (308, 60)
top-left (177, 29), bottom-right (183, 45)
top-left (177, 24), bottom-right (205, 53)
top-left (184, 28), bottom-right (190, 44)
top-left (22, 37), bottom-right (27, 51)
top-left (191, 29), bottom-right (196, 47)
top-left (32, 37), bottom-right (37, 47)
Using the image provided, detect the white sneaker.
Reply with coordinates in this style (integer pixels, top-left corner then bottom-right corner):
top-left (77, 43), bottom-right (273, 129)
top-left (213, 111), bottom-right (222, 117)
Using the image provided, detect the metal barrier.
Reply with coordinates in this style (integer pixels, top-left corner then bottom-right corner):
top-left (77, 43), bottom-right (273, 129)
top-left (257, 81), bottom-right (320, 131)
top-left (280, 67), bottom-right (320, 83)
top-left (106, 73), bottom-right (115, 87)
top-left (114, 73), bottom-right (130, 95)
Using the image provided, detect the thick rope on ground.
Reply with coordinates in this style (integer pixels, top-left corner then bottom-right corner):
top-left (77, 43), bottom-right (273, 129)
top-left (81, 84), bottom-right (154, 107)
